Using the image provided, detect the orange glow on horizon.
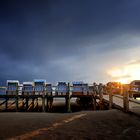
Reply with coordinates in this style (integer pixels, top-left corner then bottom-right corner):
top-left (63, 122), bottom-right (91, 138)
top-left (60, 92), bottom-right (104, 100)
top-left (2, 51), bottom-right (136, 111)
top-left (108, 62), bottom-right (140, 84)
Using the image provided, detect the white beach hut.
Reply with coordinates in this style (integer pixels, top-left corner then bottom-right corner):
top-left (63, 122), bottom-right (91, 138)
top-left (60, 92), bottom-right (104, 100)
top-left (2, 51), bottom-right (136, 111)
top-left (34, 79), bottom-right (46, 95)
top-left (56, 82), bottom-right (68, 96)
top-left (6, 80), bottom-right (19, 95)
top-left (22, 82), bottom-right (33, 95)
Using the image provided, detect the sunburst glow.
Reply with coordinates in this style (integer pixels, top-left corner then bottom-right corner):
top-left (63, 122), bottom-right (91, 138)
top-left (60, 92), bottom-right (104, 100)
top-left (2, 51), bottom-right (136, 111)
top-left (108, 62), bottom-right (140, 84)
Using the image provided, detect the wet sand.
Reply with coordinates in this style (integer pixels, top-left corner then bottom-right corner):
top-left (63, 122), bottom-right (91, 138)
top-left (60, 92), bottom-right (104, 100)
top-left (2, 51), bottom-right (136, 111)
top-left (0, 107), bottom-right (140, 140)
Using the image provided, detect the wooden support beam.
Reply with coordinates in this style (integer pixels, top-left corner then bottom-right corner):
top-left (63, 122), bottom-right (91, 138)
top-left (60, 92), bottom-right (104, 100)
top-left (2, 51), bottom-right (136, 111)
top-left (16, 96), bottom-right (19, 112)
top-left (92, 97), bottom-right (96, 110)
top-left (107, 83), bottom-right (113, 109)
top-left (32, 98), bottom-right (34, 109)
top-left (25, 97), bottom-right (29, 111)
top-left (123, 87), bottom-right (129, 112)
top-left (16, 88), bottom-right (18, 111)
top-left (46, 97), bottom-right (49, 111)
top-left (66, 83), bottom-right (71, 113)
top-left (109, 90), bottom-right (113, 109)
top-left (42, 97), bottom-right (46, 112)
top-left (99, 83), bottom-right (104, 110)
top-left (5, 98), bottom-right (8, 111)
top-left (47, 97), bottom-right (53, 112)
top-left (66, 97), bottom-right (71, 113)
top-left (42, 89), bottom-right (46, 112)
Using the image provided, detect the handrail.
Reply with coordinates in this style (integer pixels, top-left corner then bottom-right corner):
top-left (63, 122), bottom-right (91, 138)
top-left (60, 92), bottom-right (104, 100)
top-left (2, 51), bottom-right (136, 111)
top-left (129, 90), bottom-right (140, 94)
top-left (113, 94), bottom-right (123, 99)
top-left (129, 98), bottom-right (140, 104)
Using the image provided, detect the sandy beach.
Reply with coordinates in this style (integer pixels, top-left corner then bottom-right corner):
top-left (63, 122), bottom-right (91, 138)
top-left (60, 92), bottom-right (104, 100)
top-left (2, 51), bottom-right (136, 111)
top-left (0, 108), bottom-right (140, 140)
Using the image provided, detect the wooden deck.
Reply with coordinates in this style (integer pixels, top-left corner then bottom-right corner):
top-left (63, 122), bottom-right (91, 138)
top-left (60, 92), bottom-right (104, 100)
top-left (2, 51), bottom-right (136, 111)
top-left (1, 83), bottom-right (140, 116)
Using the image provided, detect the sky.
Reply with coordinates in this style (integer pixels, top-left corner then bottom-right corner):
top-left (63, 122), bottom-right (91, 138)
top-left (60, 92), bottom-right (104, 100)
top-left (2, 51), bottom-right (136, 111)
top-left (0, 0), bottom-right (140, 85)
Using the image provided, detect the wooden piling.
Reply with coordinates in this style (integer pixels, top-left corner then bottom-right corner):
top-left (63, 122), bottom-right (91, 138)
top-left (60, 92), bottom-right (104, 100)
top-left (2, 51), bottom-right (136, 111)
top-left (5, 97), bottom-right (8, 111)
top-left (108, 85), bottom-right (113, 109)
top-left (47, 97), bottom-right (53, 112)
top-left (35, 98), bottom-right (39, 110)
top-left (92, 97), bottom-right (96, 110)
top-left (46, 97), bottom-right (48, 111)
top-left (42, 97), bottom-right (46, 112)
top-left (66, 97), bottom-right (71, 113)
top-left (66, 83), bottom-right (71, 113)
top-left (16, 87), bottom-right (18, 111)
top-left (32, 98), bottom-right (34, 109)
top-left (123, 86), bottom-right (129, 112)
top-left (25, 97), bottom-right (29, 111)
top-left (16, 96), bottom-right (18, 111)
top-left (42, 87), bottom-right (46, 112)
top-left (99, 84), bottom-right (104, 110)
top-left (109, 91), bottom-right (113, 109)
top-left (92, 83), bottom-right (97, 110)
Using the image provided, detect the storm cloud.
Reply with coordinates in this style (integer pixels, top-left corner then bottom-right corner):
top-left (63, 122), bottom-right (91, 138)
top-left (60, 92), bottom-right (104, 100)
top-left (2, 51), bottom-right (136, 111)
top-left (0, 0), bottom-right (140, 85)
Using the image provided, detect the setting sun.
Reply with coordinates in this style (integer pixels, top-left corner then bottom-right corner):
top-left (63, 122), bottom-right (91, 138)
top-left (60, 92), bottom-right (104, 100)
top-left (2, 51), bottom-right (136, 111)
top-left (108, 62), bottom-right (140, 84)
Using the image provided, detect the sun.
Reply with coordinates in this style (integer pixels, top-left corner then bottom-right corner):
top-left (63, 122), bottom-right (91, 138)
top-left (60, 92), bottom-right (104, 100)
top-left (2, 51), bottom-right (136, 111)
top-left (116, 78), bottom-right (130, 84)
top-left (108, 63), bottom-right (140, 84)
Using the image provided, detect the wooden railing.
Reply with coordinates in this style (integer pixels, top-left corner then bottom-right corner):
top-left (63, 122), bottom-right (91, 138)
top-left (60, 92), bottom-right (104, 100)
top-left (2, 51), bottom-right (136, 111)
top-left (104, 87), bottom-right (140, 113)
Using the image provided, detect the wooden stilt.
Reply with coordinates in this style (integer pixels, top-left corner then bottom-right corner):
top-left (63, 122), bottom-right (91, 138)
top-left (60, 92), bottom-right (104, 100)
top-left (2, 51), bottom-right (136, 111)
top-left (123, 87), bottom-right (129, 112)
top-left (16, 88), bottom-right (19, 111)
top-left (42, 97), bottom-right (46, 112)
top-left (26, 97), bottom-right (29, 111)
top-left (109, 91), bottom-right (113, 109)
top-left (5, 97), bottom-right (8, 111)
top-left (16, 96), bottom-right (18, 111)
top-left (47, 97), bottom-right (53, 112)
top-left (66, 97), bottom-right (71, 113)
top-left (99, 84), bottom-right (104, 110)
top-left (32, 98), bottom-right (34, 109)
top-left (21, 98), bottom-right (25, 109)
top-left (92, 97), bottom-right (96, 110)
top-left (46, 97), bottom-right (49, 111)
top-left (66, 83), bottom-right (71, 113)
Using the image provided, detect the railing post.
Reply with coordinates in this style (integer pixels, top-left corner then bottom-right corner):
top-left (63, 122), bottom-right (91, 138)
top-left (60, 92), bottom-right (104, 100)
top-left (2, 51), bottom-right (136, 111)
top-left (42, 87), bottom-right (46, 112)
top-left (5, 89), bottom-right (8, 111)
top-left (109, 89), bottom-right (113, 109)
top-left (42, 95), bottom-right (46, 112)
top-left (5, 97), bottom-right (8, 111)
top-left (26, 97), bottom-right (29, 111)
top-left (92, 83), bottom-right (96, 110)
top-left (99, 83), bottom-right (104, 110)
top-left (123, 86), bottom-right (129, 112)
top-left (92, 97), bottom-right (96, 110)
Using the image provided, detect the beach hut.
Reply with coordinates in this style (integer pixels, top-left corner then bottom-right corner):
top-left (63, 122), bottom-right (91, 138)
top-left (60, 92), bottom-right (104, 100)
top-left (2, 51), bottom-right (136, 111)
top-left (46, 84), bottom-right (52, 96)
top-left (22, 82), bottom-right (33, 95)
top-left (129, 80), bottom-right (140, 98)
top-left (130, 80), bottom-right (140, 91)
top-left (0, 87), bottom-right (6, 95)
top-left (72, 81), bottom-right (84, 95)
top-left (82, 83), bottom-right (89, 95)
top-left (55, 82), bottom-right (68, 96)
top-left (6, 80), bottom-right (19, 95)
top-left (34, 79), bottom-right (46, 95)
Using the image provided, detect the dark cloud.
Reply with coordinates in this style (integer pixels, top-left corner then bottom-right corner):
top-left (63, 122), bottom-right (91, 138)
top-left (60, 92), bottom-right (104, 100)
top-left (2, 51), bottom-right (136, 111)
top-left (0, 0), bottom-right (140, 84)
